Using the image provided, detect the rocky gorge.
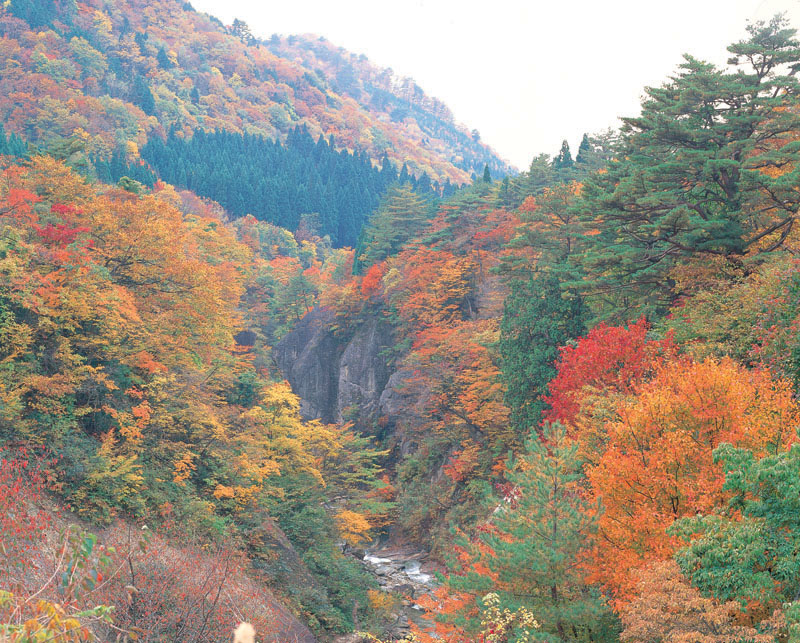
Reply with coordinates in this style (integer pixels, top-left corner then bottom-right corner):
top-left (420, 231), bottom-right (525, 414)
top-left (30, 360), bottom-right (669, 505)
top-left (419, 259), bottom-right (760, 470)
top-left (273, 307), bottom-right (416, 443)
top-left (275, 307), bottom-right (444, 640)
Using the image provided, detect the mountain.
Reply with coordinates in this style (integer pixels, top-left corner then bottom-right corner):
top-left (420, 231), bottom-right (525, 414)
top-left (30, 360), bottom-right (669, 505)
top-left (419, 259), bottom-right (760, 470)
top-left (5, 2), bottom-right (800, 643)
top-left (0, 0), bottom-right (510, 185)
top-left (265, 34), bottom-right (515, 179)
top-left (0, 0), bottom-right (514, 246)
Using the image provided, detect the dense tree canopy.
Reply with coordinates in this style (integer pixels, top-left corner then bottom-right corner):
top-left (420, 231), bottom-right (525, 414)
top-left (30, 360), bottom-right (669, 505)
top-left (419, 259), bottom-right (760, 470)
top-left (8, 3), bottom-right (800, 642)
top-left (427, 423), bottom-right (617, 643)
top-left (142, 126), bottom-right (439, 246)
top-left (579, 16), bottom-right (800, 318)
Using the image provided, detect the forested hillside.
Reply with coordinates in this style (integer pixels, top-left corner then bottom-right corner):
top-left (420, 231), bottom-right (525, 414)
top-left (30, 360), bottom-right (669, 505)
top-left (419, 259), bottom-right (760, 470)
top-left (140, 126), bottom-right (452, 246)
top-left (0, 0), bottom-right (510, 245)
top-left (0, 0), bottom-right (509, 183)
top-left (3, 2), bottom-right (800, 643)
top-left (265, 34), bottom-right (513, 179)
top-left (269, 14), bottom-right (800, 642)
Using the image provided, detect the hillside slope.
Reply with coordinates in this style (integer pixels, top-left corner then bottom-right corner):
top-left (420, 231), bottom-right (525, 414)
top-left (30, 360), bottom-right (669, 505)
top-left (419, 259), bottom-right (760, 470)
top-left (266, 16), bottom-right (800, 642)
top-left (0, 0), bottom-right (509, 185)
top-left (266, 34), bottom-right (515, 178)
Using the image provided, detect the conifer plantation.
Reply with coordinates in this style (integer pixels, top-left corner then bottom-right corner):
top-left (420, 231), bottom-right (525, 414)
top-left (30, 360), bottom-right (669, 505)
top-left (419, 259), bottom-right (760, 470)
top-left (2, 1), bottom-right (800, 642)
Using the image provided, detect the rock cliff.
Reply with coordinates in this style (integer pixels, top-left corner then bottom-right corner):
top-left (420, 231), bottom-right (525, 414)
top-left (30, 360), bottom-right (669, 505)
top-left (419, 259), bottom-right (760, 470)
top-left (274, 308), bottom-right (397, 429)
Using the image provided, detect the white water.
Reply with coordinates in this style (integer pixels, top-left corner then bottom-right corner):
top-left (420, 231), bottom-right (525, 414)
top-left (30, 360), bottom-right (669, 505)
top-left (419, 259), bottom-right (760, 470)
top-left (364, 554), bottom-right (392, 565)
top-left (402, 560), bottom-right (433, 585)
top-left (357, 549), bottom-right (438, 634)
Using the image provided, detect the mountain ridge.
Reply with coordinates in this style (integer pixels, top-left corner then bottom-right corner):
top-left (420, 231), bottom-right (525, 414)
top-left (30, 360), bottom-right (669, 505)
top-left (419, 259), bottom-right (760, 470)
top-left (0, 0), bottom-right (510, 185)
top-left (263, 32), bottom-right (516, 178)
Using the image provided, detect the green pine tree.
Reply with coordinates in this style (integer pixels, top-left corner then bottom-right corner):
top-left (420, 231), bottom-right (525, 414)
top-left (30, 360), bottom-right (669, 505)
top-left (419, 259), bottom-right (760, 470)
top-left (7, 0), bottom-right (57, 28)
top-left (499, 274), bottom-right (588, 434)
top-left (579, 15), bottom-right (800, 319)
top-left (132, 75), bottom-right (156, 115)
top-left (446, 422), bottom-right (619, 641)
top-left (552, 140), bottom-right (574, 170)
top-left (496, 176), bottom-right (512, 208)
top-left (157, 46), bottom-right (173, 69)
top-left (575, 133), bottom-right (591, 165)
top-left (506, 154), bottom-right (556, 208)
top-left (353, 183), bottom-right (430, 272)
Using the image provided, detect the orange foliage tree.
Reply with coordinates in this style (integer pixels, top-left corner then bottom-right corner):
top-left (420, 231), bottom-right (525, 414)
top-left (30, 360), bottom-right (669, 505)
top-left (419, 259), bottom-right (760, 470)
top-left (619, 560), bottom-right (778, 643)
top-left (586, 357), bottom-right (799, 605)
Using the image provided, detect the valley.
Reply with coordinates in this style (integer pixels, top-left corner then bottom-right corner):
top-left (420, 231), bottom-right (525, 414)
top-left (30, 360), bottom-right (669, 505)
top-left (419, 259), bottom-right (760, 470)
top-left (1, 2), bottom-right (800, 642)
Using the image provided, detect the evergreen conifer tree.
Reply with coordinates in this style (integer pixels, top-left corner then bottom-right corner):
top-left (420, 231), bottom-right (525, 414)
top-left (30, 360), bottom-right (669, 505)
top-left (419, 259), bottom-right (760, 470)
top-left (353, 183), bottom-right (430, 272)
top-left (157, 46), bottom-right (173, 69)
top-left (132, 75), bottom-right (156, 115)
top-left (7, 0), bottom-right (57, 28)
top-left (446, 422), bottom-right (619, 641)
top-left (141, 127), bottom-right (411, 246)
top-left (552, 140), bottom-right (574, 170)
top-left (579, 15), bottom-right (800, 316)
top-left (575, 133), bottom-right (591, 165)
top-left (497, 176), bottom-right (511, 207)
top-left (499, 274), bottom-right (587, 433)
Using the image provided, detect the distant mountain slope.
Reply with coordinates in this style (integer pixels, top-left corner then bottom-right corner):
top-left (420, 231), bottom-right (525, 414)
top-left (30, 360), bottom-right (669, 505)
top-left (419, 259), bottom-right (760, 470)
top-left (265, 34), bottom-right (515, 179)
top-left (0, 0), bottom-right (510, 186)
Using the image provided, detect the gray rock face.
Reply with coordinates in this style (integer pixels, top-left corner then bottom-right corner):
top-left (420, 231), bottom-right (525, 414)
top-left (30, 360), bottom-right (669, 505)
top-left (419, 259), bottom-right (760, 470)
top-left (273, 307), bottom-right (340, 421)
top-left (274, 308), bottom-right (394, 426)
top-left (378, 369), bottom-right (414, 421)
top-left (337, 317), bottom-right (393, 423)
top-left (378, 369), bottom-right (421, 456)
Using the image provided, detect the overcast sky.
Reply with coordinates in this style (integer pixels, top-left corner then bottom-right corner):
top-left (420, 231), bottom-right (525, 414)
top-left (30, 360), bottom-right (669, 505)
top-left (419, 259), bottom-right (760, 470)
top-left (190, 0), bottom-right (800, 170)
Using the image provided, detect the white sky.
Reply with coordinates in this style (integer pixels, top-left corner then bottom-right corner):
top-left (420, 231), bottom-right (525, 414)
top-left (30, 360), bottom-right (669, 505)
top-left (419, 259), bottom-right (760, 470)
top-left (189, 0), bottom-right (800, 170)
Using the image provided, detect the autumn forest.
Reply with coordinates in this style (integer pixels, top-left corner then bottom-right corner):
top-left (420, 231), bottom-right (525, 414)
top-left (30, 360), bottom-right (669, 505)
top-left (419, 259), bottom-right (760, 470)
top-left (2, 1), bottom-right (800, 642)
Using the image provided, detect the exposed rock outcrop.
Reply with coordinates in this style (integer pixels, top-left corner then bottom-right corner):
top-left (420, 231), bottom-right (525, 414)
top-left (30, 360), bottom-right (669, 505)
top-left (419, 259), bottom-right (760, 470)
top-left (273, 307), bottom-right (340, 421)
top-left (274, 308), bottom-right (395, 427)
top-left (350, 545), bottom-right (439, 641)
top-left (337, 317), bottom-right (394, 423)
top-left (378, 369), bottom-right (422, 456)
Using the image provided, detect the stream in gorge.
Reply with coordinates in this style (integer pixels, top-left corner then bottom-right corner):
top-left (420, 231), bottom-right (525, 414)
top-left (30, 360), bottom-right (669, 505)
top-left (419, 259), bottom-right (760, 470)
top-left (340, 544), bottom-right (440, 640)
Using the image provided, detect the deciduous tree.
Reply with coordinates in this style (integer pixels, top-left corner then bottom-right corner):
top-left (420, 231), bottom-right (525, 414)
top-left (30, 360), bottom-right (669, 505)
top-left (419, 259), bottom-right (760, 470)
top-left (587, 357), bottom-right (799, 604)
